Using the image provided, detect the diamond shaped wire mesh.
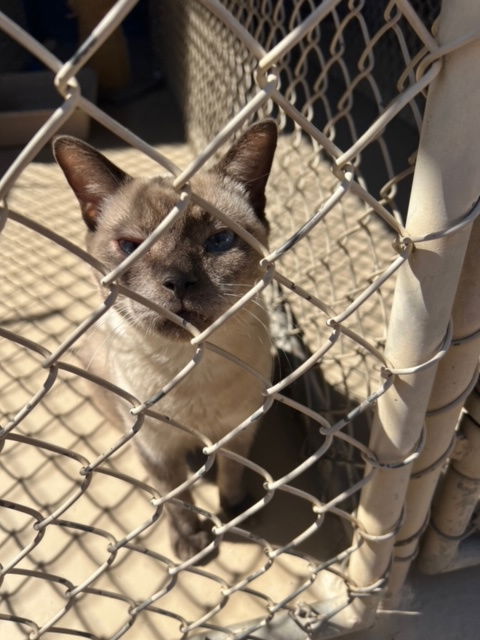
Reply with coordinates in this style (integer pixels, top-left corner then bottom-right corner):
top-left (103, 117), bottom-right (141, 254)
top-left (1, 1), bottom-right (479, 639)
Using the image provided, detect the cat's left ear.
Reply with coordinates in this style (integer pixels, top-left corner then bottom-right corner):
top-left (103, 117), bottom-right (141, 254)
top-left (53, 136), bottom-right (131, 231)
top-left (216, 120), bottom-right (277, 219)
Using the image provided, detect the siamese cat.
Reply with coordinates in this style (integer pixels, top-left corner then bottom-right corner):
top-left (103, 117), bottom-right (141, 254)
top-left (53, 121), bottom-right (277, 561)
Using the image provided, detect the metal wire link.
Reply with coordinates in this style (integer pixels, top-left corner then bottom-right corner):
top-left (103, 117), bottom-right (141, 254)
top-left (1, 1), bottom-right (475, 639)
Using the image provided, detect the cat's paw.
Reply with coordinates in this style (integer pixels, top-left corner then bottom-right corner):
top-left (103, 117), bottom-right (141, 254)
top-left (172, 524), bottom-right (217, 564)
top-left (220, 491), bottom-right (256, 520)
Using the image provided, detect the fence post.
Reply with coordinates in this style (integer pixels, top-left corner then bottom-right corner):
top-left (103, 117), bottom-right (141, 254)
top-left (418, 378), bottom-right (480, 573)
top-left (388, 214), bottom-right (480, 591)
top-left (347, 0), bottom-right (480, 614)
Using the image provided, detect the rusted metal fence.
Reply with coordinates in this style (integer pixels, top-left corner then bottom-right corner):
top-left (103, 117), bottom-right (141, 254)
top-left (1, 0), bottom-right (480, 638)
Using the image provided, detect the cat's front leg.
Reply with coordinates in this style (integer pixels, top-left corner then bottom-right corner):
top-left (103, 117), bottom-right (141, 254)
top-left (217, 429), bottom-right (257, 518)
top-left (168, 500), bottom-right (214, 563)
top-left (137, 446), bottom-right (216, 562)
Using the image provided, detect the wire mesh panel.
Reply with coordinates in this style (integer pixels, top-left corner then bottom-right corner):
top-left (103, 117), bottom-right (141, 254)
top-left (159, 0), bottom-right (420, 408)
top-left (1, 1), bottom-right (480, 639)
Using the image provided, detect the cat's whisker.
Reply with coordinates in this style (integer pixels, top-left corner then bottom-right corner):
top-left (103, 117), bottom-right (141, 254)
top-left (219, 282), bottom-right (255, 287)
top-left (221, 292), bottom-right (269, 317)
top-left (222, 294), bottom-right (300, 378)
top-left (231, 312), bottom-right (272, 348)
top-left (218, 284), bottom-right (260, 293)
top-left (82, 319), bottom-right (121, 372)
top-left (220, 294), bottom-right (272, 348)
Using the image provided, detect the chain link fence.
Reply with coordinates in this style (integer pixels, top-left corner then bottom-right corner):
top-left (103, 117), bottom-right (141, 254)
top-left (1, 0), bottom-right (480, 638)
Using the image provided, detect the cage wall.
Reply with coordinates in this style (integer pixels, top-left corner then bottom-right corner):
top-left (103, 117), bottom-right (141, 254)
top-left (1, 1), bottom-right (480, 639)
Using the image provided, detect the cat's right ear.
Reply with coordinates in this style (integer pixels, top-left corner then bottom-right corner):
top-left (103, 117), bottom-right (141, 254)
top-left (53, 136), bottom-right (130, 231)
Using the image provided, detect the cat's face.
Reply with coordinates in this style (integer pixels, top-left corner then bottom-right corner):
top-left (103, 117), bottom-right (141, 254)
top-left (83, 171), bottom-right (270, 340)
top-left (54, 122), bottom-right (277, 341)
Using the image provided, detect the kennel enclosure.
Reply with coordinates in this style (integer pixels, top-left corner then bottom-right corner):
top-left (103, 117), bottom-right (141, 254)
top-left (1, 0), bottom-right (480, 638)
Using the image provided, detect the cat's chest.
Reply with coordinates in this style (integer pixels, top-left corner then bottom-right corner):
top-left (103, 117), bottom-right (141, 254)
top-left (113, 345), bottom-right (228, 405)
top-left (107, 327), bottom-right (249, 430)
top-left (97, 309), bottom-right (270, 438)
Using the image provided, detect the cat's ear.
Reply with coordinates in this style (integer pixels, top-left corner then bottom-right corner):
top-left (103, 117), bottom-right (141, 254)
top-left (216, 120), bottom-right (277, 219)
top-left (53, 136), bottom-right (130, 231)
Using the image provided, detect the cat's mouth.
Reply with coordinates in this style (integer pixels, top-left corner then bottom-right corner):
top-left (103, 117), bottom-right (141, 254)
top-left (176, 308), bottom-right (210, 327)
top-left (154, 308), bottom-right (213, 341)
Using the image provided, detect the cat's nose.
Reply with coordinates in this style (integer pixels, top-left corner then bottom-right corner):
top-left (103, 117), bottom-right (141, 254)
top-left (162, 272), bottom-right (198, 298)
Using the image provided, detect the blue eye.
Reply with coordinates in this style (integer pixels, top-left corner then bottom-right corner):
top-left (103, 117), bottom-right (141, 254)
top-left (205, 230), bottom-right (236, 253)
top-left (118, 238), bottom-right (142, 255)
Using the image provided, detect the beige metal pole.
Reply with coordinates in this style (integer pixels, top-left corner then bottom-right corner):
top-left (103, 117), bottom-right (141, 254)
top-left (347, 0), bottom-right (480, 615)
top-left (419, 374), bottom-right (480, 573)
top-left (388, 215), bottom-right (480, 593)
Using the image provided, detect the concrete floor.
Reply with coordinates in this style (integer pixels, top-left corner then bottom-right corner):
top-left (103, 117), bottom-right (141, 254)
top-left (350, 564), bottom-right (480, 640)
